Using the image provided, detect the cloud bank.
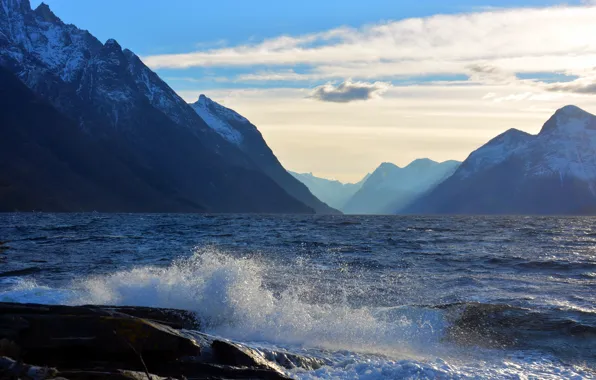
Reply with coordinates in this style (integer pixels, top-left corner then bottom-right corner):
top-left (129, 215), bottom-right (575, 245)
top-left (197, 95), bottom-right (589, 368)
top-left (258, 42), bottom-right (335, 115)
top-left (309, 80), bottom-right (390, 103)
top-left (143, 5), bottom-right (596, 85)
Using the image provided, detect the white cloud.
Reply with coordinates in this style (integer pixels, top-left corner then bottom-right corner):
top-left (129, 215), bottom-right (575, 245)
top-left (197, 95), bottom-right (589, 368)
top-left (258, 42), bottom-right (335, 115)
top-left (144, 5), bottom-right (596, 83)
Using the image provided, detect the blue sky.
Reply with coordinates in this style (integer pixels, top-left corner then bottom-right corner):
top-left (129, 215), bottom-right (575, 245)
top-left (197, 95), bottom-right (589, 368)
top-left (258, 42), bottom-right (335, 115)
top-left (32, 0), bottom-right (586, 56)
top-left (32, 0), bottom-right (596, 181)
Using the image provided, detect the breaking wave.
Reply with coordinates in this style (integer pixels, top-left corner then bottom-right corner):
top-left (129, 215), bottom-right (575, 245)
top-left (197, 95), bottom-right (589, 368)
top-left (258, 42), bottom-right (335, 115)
top-left (1, 248), bottom-right (594, 379)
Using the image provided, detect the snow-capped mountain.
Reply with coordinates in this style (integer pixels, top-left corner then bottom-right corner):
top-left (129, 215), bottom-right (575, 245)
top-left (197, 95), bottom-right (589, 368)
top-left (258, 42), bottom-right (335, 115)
top-left (190, 95), bottom-right (339, 214)
top-left (0, 0), bottom-right (321, 213)
top-left (406, 105), bottom-right (596, 214)
top-left (289, 171), bottom-right (370, 210)
top-left (342, 159), bottom-right (461, 214)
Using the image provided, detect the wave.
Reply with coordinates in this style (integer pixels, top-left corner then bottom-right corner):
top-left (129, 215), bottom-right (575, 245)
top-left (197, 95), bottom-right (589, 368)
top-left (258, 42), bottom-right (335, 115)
top-left (0, 248), bottom-right (595, 378)
top-left (0, 249), bottom-right (446, 358)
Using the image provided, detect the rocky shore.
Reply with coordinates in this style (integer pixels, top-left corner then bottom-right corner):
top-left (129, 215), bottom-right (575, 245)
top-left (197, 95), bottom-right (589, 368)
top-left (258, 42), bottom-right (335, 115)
top-left (0, 302), bottom-right (323, 379)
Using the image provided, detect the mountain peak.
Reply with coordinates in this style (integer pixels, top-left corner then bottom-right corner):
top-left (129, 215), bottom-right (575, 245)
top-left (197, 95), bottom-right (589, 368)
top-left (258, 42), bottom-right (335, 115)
top-left (103, 38), bottom-right (122, 51)
top-left (540, 105), bottom-right (595, 134)
top-left (195, 94), bottom-right (211, 107)
top-left (34, 2), bottom-right (61, 23)
top-left (405, 158), bottom-right (438, 169)
top-left (555, 105), bottom-right (589, 117)
top-left (378, 162), bottom-right (399, 170)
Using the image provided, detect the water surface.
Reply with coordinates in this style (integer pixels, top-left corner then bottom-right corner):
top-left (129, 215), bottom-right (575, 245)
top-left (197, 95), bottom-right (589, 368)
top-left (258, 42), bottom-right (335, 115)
top-left (1, 214), bottom-right (595, 378)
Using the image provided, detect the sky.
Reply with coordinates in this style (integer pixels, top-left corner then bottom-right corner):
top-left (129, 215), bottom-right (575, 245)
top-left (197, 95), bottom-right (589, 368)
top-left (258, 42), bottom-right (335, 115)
top-left (33, 0), bottom-right (596, 182)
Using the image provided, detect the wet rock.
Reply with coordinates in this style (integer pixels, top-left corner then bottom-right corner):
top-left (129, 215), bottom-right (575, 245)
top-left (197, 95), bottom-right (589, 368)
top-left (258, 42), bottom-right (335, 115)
top-left (161, 362), bottom-right (292, 380)
top-left (0, 302), bottom-right (297, 379)
top-left (0, 302), bottom-right (200, 373)
top-left (101, 306), bottom-right (199, 330)
top-left (210, 338), bottom-right (326, 373)
top-left (263, 351), bottom-right (327, 371)
top-left (58, 369), bottom-right (172, 379)
top-left (211, 339), bottom-right (285, 372)
top-left (0, 356), bottom-right (58, 380)
top-left (0, 338), bottom-right (21, 358)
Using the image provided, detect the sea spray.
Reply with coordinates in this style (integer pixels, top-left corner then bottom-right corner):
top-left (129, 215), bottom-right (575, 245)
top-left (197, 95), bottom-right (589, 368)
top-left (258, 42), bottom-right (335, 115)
top-left (67, 248), bottom-right (446, 358)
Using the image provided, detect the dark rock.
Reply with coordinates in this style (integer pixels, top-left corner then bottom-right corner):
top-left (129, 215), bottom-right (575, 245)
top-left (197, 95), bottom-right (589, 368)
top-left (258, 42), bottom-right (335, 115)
top-left (0, 303), bottom-right (296, 380)
top-left (0, 356), bottom-right (58, 380)
top-left (211, 339), bottom-right (283, 372)
top-left (211, 339), bottom-right (326, 372)
top-left (0, 303), bottom-right (200, 372)
top-left (263, 351), bottom-right (327, 371)
top-left (160, 362), bottom-right (292, 380)
top-left (58, 369), bottom-right (171, 380)
top-left (101, 306), bottom-right (199, 330)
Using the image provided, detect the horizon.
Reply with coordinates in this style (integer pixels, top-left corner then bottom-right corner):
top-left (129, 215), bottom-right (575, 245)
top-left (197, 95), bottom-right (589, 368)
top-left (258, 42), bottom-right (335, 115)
top-left (30, 0), bottom-right (596, 181)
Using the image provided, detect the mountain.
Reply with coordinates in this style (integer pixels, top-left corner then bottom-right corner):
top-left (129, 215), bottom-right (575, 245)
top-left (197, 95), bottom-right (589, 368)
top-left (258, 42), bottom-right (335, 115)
top-left (0, 0), bottom-right (318, 213)
top-left (405, 105), bottom-right (596, 215)
top-left (190, 95), bottom-right (339, 214)
top-left (288, 171), bottom-right (370, 210)
top-left (0, 65), bottom-right (193, 212)
top-left (342, 159), bottom-right (461, 214)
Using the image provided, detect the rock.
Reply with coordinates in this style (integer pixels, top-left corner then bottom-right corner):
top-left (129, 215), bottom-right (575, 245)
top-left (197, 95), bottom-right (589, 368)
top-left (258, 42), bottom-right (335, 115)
top-left (101, 306), bottom-right (198, 330)
top-left (58, 369), bottom-right (173, 379)
top-left (263, 351), bottom-right (327, 371)
top-left (160, 362), bottom-right (292, 380)
top-left (0, 302), bottom-right (200, 373)
top-left (211, 338), bottom-right (326, 372)
top-left (0, 338), bottom-right (21, 358)
top-left (211, 339), bottom-right (284, 372)
top-left (0, 303), bottom-right (297, 379)
top-left (0, 356), bottom-right (58, 380)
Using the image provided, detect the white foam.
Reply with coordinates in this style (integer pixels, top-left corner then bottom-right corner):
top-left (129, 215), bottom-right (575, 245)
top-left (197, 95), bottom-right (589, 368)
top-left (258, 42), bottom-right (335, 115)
top-left (0, 249), bottom-right (592, 379)
top-left (0, 278), bottom-right (74, 304)
top-left (65, 249), bottom-right (446, 358)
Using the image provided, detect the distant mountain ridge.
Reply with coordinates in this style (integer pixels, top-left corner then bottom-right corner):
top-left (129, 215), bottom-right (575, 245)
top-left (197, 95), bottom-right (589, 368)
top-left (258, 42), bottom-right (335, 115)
top-left (0, 0), bottom-right (334, 213)
top-left (342, 159), bottom-right (461, 214)
top-left (289, 171), bottom-right (370, 210)
top-left (290, 159), bottom-right (460, 214)
top-left (406, 105), bottom-right (596, 215)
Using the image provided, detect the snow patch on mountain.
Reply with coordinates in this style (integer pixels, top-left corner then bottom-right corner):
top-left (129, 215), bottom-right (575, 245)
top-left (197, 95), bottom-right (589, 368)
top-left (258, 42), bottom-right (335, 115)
top-left (190, 95), bottom-right (245, 145)
top-left (457, 129), bottom-right (533, 179)
top-left (456, 105), bottom-right (596, 184)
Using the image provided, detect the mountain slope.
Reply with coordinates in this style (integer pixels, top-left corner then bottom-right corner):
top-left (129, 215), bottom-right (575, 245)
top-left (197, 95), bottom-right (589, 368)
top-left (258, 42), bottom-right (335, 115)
top-left (343, 159), bottom-right (460, 214)
top-left (288, 171), bottom-right (369, 210)
top-left (0, 0), bottom-right (313, 213)
top-left (406, 106), bottom-right (596, 215)
top-left (190, 95), bottom-right (339, 214)
top-left (0, 66), bottom-right (195, 212)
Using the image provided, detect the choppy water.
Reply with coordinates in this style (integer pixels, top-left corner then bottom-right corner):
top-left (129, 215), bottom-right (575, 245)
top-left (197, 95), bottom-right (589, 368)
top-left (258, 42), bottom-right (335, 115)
top-left (1, 213), bottom-right (595, 379)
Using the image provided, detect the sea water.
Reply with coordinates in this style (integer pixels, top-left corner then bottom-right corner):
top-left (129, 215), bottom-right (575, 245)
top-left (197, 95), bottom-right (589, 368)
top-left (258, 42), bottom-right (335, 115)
top-left (0, 213), bottom-right (595, 379)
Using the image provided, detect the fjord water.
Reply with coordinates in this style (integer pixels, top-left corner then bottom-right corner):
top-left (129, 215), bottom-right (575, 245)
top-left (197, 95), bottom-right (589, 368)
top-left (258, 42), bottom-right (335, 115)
top-left (0, 214), bottom-right (595, 379)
